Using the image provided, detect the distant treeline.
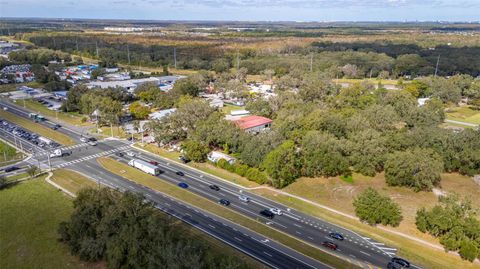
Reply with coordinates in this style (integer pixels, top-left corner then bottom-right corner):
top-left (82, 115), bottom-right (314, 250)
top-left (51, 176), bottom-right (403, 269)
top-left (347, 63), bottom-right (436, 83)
top-left (312, 41), bottom-right (480, 77)
top-left (23, 33), bottom-right (480, 77)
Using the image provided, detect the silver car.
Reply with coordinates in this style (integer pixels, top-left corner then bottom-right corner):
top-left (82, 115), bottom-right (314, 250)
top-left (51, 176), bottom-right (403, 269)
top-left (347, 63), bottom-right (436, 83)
top-left (238, 195), bottom-right (250, 203)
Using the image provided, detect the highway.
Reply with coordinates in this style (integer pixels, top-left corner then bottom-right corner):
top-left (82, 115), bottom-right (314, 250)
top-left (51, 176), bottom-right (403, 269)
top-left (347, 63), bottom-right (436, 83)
top-left (0, 98), bottom-right (411, 269)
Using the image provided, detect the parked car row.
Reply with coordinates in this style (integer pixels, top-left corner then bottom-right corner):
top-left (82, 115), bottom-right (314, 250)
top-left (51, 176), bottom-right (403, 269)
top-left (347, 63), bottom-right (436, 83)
top-left (0, 118), bottom-right (59, 149)
top-left (35, 97), bottom-right (61, 110)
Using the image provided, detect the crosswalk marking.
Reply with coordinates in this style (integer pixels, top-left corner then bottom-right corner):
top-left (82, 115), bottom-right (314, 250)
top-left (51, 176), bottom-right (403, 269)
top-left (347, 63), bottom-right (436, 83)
top-left (53, 145), bottom-right (130, 168)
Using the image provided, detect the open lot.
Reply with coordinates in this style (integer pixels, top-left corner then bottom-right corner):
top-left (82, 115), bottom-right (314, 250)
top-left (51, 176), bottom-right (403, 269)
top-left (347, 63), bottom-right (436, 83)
top-left (446, 106), bottom-right (480, 125)
top-left (252, 173), bottom-right (480, 269)
top-left (0, 139), bottom-right (23, 165)
top-left (0, 177), bottom-right (102, 269)
top-left (0, 109), bottom-right (75, 146)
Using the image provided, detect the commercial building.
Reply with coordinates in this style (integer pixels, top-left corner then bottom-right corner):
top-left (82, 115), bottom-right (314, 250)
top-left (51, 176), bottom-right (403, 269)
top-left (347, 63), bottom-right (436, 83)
top-left (232, 115), bottom-right (272, 133)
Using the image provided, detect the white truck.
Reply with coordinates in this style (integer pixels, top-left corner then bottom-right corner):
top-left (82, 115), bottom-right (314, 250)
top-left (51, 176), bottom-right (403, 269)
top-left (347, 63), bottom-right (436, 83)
top-left (128, 159), bottom-right (160, 176)
top-left (49, 149), bottom-right (62, 158)
top-left (39, 136), bottom-right (53, 145)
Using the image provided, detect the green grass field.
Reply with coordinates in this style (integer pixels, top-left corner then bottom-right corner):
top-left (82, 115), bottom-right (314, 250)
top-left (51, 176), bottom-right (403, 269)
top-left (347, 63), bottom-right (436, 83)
top-left (0, 177), bottom-right (102, 269)
top-left (0, 140), bottom-right (24, 166)
top-left (97, 157), bottom-right (359, 269)
top-left (445, 106), bottom-right (480, 125)
top-left (23, 99), bottom-right (92, 127)
top-left (50, 169), bottom-right (98, 194)
top-left (0, 109), bottom-right (75, 146)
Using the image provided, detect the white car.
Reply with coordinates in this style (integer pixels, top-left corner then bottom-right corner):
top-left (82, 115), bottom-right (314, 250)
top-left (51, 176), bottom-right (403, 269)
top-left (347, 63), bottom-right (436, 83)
top-left (238, 195), bottom-right (250, 203)
top-left (127, 152), bottom-right (135, 157)
top-left (80, 137), bottom-right (88, 143)
top-left (88, 141), bottom-right (97, 146)
top-left (269, 208), bottom-right (282, 216)
top-left (3, 107), bottom-right (7, 111)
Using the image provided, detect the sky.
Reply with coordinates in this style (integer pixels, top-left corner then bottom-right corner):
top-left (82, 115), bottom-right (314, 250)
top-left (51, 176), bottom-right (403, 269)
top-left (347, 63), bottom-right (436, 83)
top-left (1, 0), bottom-right (480, 22)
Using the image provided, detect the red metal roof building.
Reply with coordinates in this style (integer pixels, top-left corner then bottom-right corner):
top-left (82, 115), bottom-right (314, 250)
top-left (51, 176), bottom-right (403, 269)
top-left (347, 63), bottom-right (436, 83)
top-left (233, 115), bottom-right (272, 133)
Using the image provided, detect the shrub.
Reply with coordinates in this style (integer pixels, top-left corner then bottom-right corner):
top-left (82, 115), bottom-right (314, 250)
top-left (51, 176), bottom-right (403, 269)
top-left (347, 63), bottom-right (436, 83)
top-left (234, 164), bottom-right (249, 177)
top-left (459, 240), bottom-right (479, 262)
top-left (353, 188), bottom-right (402, 227)
top-left (245, 168), bottom-right (268, 185)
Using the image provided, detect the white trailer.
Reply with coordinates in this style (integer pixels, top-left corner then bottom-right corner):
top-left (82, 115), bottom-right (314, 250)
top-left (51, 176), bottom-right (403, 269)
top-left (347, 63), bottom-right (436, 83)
top-left (39, 136), bottom-right (53, 145)
top-left (128, 159), bottom-right (160, 176)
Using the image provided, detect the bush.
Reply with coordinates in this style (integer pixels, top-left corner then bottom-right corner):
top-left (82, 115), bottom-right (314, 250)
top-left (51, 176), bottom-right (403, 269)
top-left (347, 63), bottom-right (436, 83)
top-left (235, 164), bottom-right (249, 177)
top-left (353, 188), bottom-right (402, 227)
top-left (245, 168), bottom-right (268, 185)
top-left (459, 240), bottom-right (479, 262)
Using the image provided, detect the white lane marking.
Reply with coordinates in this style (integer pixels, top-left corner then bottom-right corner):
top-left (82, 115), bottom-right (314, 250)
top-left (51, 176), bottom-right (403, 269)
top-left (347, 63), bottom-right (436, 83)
top-left (234, 237), bottom-right (242, 242)
top-left (360, 251), bottom-right (371, 257)
top-left (293, 223), bottom-right (302, 228)
top-left (263, 251), bottom-right (273, 257)
top-left (208, 224), bottom-right (216, 229)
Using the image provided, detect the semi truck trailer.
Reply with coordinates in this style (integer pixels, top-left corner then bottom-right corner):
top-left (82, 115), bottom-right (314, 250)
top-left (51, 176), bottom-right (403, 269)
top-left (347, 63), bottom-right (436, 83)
top-left (128, 159), bottom-right (160, 176)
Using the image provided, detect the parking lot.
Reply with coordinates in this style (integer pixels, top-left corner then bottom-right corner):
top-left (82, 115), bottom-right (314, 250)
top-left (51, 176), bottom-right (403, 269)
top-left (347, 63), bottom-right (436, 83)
top-left (0, 118), bottom-right (60, 151)
top-left (35, 97), bottom-right (62, 111)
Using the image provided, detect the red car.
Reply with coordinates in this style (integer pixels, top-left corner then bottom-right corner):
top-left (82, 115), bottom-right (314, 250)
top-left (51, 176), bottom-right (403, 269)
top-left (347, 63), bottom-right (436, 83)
top-left (149, 161), bottom-right (159, 165)
top-left (322, 241), bottom-right (338, 250)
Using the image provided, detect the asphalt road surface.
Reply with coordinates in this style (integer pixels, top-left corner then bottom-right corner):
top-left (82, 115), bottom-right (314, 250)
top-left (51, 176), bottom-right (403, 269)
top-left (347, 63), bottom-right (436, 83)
top-left (0, 99), bottom-right (418, 269)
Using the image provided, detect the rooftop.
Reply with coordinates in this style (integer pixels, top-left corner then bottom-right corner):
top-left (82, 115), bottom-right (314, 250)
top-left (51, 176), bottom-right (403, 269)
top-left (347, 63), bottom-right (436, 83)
top-left (233, 115), bottom-right (272, 130)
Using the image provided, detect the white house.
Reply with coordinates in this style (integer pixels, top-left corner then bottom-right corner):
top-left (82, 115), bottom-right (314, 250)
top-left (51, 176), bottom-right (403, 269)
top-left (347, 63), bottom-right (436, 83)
top-left (207, 151), bottom-right (236, 164)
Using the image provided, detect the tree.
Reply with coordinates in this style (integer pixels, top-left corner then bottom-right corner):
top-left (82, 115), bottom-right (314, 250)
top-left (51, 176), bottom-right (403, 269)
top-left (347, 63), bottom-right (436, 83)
top-left (262, 140), bottom-right (300, 188)
top-left (346, 129), bottom-right (387, 176)
top-left (353, 188), bottom-right (402, 227)
top-left (394, 54), bottom-right (428, 76)
top-left (300, 131), bottom-right (350, 177)
top-left (341, 64), bottom-right (359, 78)
top-left (384, 148), bottom-right (443, 191)
top-left (129, 101), bottom-right (150, 120)
top-left (170, 75), bottom-right (205, 97)
top-left (211, 58), bottom-right (230, 73)
top-left (239, 131), bottom-right (282, 167)
top-left (27, 166), bottom-right (39, 178)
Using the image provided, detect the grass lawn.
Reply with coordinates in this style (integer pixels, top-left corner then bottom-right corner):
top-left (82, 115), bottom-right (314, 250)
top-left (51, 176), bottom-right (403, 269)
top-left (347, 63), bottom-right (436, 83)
top-left (89, 126), bottom-right (126, 138)
top-left (97, 157), bottom-right (359, 269)
top-left (0, 177), bottom-right (102, 269)
top-left (0, 139), bottom-right (24, 164)
top-left (137, 143), bottom-right (260, 188)
top-left (0, 81), bottom-right (43, 93)
top-left (220, 103), bottom-right (245, 115)
top-left (445, 106), bottom-right (480, 125)
top-left (252, 172), bottom-right (480, 269)
top-left (5, 172), bottom-right (30, 182)
top-left (50, 169), bottom-right (98, 195)
top-left (0, 109), bottom-right (75, 146)
top-left (23, 99), bottom-right (92, 127)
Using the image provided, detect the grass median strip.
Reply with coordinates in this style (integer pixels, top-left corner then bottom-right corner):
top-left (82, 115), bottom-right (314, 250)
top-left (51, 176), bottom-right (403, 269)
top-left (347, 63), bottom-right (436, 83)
top-left (0, 109), bottom-right (75, 146)
top-left (50, 169), bottom-right (98, 195)
top-left (97, 157), bottom-right (360, 269)
top-left (23, 99), bottom-right (92, 127)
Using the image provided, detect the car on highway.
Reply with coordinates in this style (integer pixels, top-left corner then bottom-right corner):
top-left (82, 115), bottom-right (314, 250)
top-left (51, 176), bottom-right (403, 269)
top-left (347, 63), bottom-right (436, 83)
top-left (88, 141), bottom-right (97, 146)
top-left (51, 124), bottom-right (61, 130)
top-left (209, 184), bottom-right (220, 191)
top-left (328, 232), bottom-right (344, 241)
top-left (218, 199), bottom-right (230, 206)
top-left (260, 209), bottom-right (275, 219)
top-left (269, 208), bottom-right (282, 215)
top-left (3, 106), bottom-right (7, 110)
top-left (149, 160), bottom-right (159, 165)
top-left (391, 257), bottom-right (410, 268)
top-left (127, 152), bottom-right (135, 157)
top-left (387, 262), bottom-right (404, 269)
top-left (238, 195), bottom-right (250, 202)
top-left (178, 156), bottom-right (189, 163)
top-left (321, 241), bottom-right (338, 251)
top-left (4, 166), bottom-right (20, 172)
top-left (178, 182), bottom-right (188, 188)
top-left (176, 171), bottom-right (185, 176)
top-left (80, 137), bottom-right (88, 143)
top-left (116, 152), bottom-right (124, 157)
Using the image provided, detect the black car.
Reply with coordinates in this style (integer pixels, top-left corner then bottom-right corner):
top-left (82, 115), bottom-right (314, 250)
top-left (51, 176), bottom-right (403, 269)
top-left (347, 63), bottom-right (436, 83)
top-left (178, 156), bottom-right (189, 163)
top-left (4, 166), bottom-right (19, 172)
top-left (219, 199), bottom-right (230, 206)
top-left (391, 257), bottom-right (410, 268)
top-left (209, 184), bottom-right (220, 191)
top-left (328, 232), bottom-right (344, 241)
top-left (116, 152), bottom-right (124, 157)
top-left (260, 209), bottom-right (274, 219)
top-left (387, 262), bottom-right (404, 269)
top-left (176, 171), bottom-right (185, 176)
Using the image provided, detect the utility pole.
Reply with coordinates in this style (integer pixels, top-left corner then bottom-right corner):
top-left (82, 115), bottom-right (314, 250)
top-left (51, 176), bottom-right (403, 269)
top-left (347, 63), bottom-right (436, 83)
top-left (95, 41), bottom-right (99, 58)
top-left (434, 55), bottom-right (441, 77)
top-left (173, 47), bottom-right (177, 69)
top-left (47, 150), bottom-right (52, 172)
top-left (53, 37), bottom-right (56, 49)
top-left (75, 37), bottom-right (79, 51)
top-left (236, 52), bottom-right (240, 70)
top-left (127, 44), bottom-right (131, 65)
top-left (309, 53), bottom-right (313, 72)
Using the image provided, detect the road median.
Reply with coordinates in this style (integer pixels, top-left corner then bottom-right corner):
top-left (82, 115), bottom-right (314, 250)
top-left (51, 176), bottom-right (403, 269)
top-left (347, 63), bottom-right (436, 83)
top-left (97, 156), bottom-right (360, 269)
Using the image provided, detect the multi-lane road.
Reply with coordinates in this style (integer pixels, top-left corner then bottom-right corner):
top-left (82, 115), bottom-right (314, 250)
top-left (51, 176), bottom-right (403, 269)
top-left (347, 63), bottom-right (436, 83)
top-left (0, 98), bottom-right (413, 269)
